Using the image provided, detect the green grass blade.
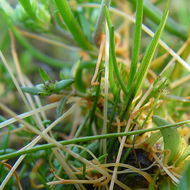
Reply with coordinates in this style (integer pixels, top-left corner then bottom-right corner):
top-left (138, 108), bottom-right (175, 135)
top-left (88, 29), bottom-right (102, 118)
top-left (134, 2), bottom-right (169, 95)
top-left (104, 6), bottom-right (128, 96)
top-left (0, 119), bottom-right (189, 161)
top-left (18, 0), bottom-right (36, 20)
top-left (129, 0), bottom-right (187, 40)
top-left (87, 73), bottom-right (102, 135)
top-left (55, 79), bottom-right (74, 92)
top-left (54, 0), bottom-right (96, 51)
top-left (78, 8), bottom-right (92, 42)
top-left (120, 1), bottom-right (169, 119)
top-left (74, 60), bottom-right (96, 92)
top-left (127, 0), bottom-right (143, 91)
top-left (109, 54), bottom-right (118, 95)
top-left (56, 95), bottom-right (70, 117)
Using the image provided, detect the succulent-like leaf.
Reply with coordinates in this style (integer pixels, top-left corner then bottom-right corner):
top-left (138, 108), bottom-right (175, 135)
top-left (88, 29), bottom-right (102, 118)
top-left (153, 115), bottom-right (182, 164)
top-left (54, 79), bottom-right (74, 92)
top-left (39, 68), bottom-right (51, 82)
top-left (177, 163), bottom-right (190, 189)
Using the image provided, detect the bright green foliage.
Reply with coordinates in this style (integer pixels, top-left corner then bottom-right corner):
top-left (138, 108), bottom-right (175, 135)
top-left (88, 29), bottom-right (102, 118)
top-left (18, 0), bottom-right (36, 19)
top-left (133, 1), bottom-right (169, 96)
top-left (0, 0), bottom-right (190, 189)
top-left (176, 146), bottom-right (190, 166)
top-left (128, 0), bottom-right (187, 40)
top-left (120, 1), bottom-right (169, 119)
top-left (177, 163), bottom-right (190, 189)
top-left (127, 0), bottom-right (143, 91)
top-left (39, 68), bottom-right (51, 82)
top-left (104, 6), bottom-right (128, 96)
top-left (1, 119), bottom-right (189, 161)
top-left (153, 115), bottom-right (182, 164)
top-left (22, 79), bottom-right (74, 96)
top-left (56, 95), bottom-right (70, 117)
top-left (74, 60), bottom-right (96, 92)
top-left (54, 0), bottom-right (96, 51)
top-left (14, 0), bottom-right (51, 31)
top-left (143, 131), bottom-right (161, 151)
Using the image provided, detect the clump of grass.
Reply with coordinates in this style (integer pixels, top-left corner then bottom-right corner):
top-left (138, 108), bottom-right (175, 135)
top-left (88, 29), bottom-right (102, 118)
top-left (0, 0), bottom-right (190, 189)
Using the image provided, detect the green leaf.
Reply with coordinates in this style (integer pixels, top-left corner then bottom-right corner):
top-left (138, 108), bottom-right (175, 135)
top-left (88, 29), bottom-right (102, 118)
top-left (108, 54), bottom-right (118, 96)
top-left (22, 79), bottom-right (74, 96)
top-left (120, 1), bottom-right (169, 119)
top-left (54, 0), bottom-right (96, 51)
top-left (77, 7), bottom-right (92, 42)
top-left (0, 119), bottom-right (189, 161)
top-left (104, 6), bottom-right (128, 96)
top-left (0, 0), bottom-right (14, 17)
top-left (127, 0), bottom-right (143, 91)
top-left (177, 163), bottom-right (190, 190)
top-left (21, 86), bottom-right (44, 95)
top-left (152, 115), bottom-right (182, 164)
top-left (128, 0), bottom-right (187, 40)
top-left (54, 79), bottom-right (74, 92)
top-left (79, 142), bottom-right (99, 158)
top-left (134, 1), bottom-right (169, 95)
top-left (16, 0), bottom-right (51, 31)
top-left (87, 72), bottom-right (102, 135)
top-left (39, 68), bottom-right (51, 82)
top-left (143, 131), bottom-right (161, 151)
top-left (176, 146), bottom-right (190, 166)
top-left (74, 60), bottom-right (96, 93)
top-left (56, 95), bottom-right (70, 117)
top-left (18, 0), bottom-right (36, 20)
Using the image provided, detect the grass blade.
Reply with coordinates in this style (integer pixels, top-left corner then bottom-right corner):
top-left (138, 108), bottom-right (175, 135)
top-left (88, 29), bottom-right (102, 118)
top-left (129, 0), bottom-right (187, 40)
top-left (18, 0), bottom-right (36, 20)
top-left (120, 1), bottom-right (169, 119)
top-left (87, 73), bottom-right (102, 135)
top-left (104, 6), bottom-right (128, 96)
top-left (108, 56), bottom-right (118, 95)
top-left (134, 2), bottom-right (169, 95)
top-left (74, 60), bottom-right (96, 92)
top-left (54, 0), bottom-right (96, 51)
top-left (127, 0), bottom-right (143, 92)
top-left (0, 119), bottom-right (189, 161)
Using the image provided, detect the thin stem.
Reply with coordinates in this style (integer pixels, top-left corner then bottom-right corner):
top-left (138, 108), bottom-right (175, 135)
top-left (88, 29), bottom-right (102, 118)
top-left (0, 119), bottom-right (189, 161)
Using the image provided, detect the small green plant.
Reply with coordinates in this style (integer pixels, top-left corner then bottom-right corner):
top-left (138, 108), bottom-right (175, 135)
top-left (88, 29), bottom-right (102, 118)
top-left (0, 0), bottom-right (190, 189)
